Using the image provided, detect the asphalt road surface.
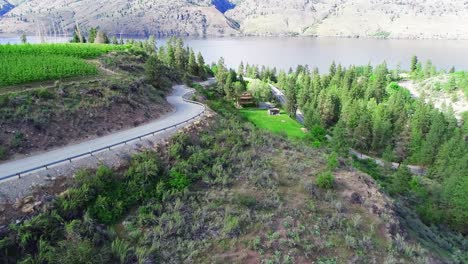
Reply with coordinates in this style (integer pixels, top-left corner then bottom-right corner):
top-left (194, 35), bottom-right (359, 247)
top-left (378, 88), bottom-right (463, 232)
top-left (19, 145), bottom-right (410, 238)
top-left (0, 83), bottom-right (208, 180)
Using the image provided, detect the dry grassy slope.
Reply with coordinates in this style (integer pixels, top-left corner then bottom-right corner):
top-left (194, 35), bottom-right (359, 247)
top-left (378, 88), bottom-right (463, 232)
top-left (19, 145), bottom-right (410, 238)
top-left (315, 0), bottom-right (468, 39)
top-left (2, 0), bottom-right (468, 39)
top-left (0, 0), bottom-right (238, 36)
top-left (228, 0), bottom-right (468, 39)
top-left (226, 0), bottom-right (343, 36)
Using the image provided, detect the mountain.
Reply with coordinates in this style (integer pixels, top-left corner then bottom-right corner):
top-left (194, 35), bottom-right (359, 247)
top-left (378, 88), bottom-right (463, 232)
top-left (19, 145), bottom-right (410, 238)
top-left (1, 0), bottom-right (468, 39)
top-left (227, 0), bottom-right (468, 39)
top-left (0, 0), bottom-right (238, 37)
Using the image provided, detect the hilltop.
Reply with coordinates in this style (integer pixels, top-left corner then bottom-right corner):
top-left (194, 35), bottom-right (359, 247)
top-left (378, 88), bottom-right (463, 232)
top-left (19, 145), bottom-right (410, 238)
top-left (2, 0), bottom-right (468, 39)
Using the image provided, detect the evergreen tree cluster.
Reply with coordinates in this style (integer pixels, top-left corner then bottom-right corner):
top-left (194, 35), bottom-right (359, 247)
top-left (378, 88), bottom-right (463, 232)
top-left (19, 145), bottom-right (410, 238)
top-left (144, 37), bottom-right (209, 89)
top-left (71, 26), bottom-right (124, 45)
top-left (229, 59), bottom-right (468, 234)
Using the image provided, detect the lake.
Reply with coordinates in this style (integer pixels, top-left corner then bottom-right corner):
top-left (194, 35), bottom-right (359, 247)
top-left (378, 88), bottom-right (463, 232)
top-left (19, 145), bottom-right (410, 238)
top-left (2, 35), bottom-right (468, 72)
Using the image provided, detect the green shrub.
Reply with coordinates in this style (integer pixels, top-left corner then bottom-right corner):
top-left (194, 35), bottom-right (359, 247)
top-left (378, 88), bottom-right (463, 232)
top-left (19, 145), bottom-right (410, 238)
top-left (316, 171), bottom-right (335, 189)
top-left (0, 94), bottom-right (9, 107)
top-left (443, 174), bottom-right (468, 234)
top-left (13, 212), bottom-right (65, 251)
top-left (234, 193), bottom-right (257, 208)
top-left (11, 132), bottom-right (24, 148)
top-left (223, 216), bottom-right (240, 235)
top-left (111, 239), bottom-right (132, 264)
top-left (388, 166), bottom-right (412, 195)
top-left (168, 170), bottom-right (190, 190)
top-left (88, 195), bottom-right (125, 225)
top-left (125, 151), bottom-right (162, 199)
top-left (0, 145), bottom-right (7, 160)
top-left (310, 125), bottom-right (326, 142)
top-left (327, 152), bottom-right (338, 170)
top-left (34, 88), bottom-right (55, 100)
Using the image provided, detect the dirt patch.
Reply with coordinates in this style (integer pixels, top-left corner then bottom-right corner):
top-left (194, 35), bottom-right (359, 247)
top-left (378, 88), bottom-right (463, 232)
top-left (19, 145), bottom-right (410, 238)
top-left (213, 250), bottom-right (261, 264)
top-left (0, 176), bottom-right (70, 226)
top-left (335, 170), bottom-right (405, 240)
top-left (1, 99), bottom-right (172, 159)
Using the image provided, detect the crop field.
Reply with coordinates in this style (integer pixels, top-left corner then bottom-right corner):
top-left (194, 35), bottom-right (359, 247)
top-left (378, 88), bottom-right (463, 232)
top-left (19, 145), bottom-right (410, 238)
top-left (0, 43), bottom-right (130, 59)
top-left (0, 44), bottom-right (130, 87)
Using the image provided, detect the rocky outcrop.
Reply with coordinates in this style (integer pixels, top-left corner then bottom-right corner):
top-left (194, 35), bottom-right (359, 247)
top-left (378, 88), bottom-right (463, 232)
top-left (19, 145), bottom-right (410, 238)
top-left (0, 0), bottom-right (14, 17)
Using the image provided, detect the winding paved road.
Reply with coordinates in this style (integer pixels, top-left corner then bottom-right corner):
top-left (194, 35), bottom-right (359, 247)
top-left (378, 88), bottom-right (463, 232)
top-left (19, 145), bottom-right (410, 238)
top-left (0, 80), bottom-right (214, 181)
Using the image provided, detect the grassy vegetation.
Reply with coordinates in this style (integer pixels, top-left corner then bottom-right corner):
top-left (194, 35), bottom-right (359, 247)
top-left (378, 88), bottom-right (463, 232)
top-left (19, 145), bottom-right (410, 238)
top-left (0, 101), bottom-right (433, 263)
top-left (352, 157), bottom-right (468, 262)
top-left (239, 108), bottom-right (307, 140)
top-left (0, 43), bottom-right (130, 87)
top-left (0, 37), bottom-right (210, 160)
top-left (372, 30), bottom-right (391, 39)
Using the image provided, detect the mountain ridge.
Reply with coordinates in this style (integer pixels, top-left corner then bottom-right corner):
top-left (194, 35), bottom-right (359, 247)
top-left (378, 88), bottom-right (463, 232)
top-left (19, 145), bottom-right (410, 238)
top-left (1, 0), bottom-right (468, 39)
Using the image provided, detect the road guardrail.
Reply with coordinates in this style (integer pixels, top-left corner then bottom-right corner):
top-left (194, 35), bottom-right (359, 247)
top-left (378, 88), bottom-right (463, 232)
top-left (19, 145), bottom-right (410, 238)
top-left (0, 96), bottom-right (206, 181)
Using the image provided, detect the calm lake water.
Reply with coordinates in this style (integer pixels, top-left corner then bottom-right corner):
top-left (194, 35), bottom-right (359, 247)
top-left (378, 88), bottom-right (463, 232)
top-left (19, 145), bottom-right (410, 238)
top-left (2, 35), bottom-right (468, 72)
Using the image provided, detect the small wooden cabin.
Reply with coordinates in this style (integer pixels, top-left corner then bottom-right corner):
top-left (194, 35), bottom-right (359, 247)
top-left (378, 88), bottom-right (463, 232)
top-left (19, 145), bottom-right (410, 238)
top-left (238, 92), bottom-right (255, 106)
top-left (268, 108), bottom-right (280, 116)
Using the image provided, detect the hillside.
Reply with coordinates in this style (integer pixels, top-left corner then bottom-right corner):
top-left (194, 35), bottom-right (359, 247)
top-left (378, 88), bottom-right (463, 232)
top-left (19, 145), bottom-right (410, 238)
top-left (2, 0), bottom-right (468, 39)
top-left (0, 99), bottom-right (444, 263)
top-left (0, 0), bottom-right (237, 37)
top-left (0, 39), bottom-right (209, 161)
top-left (0, 42), bottom-right (467, 263)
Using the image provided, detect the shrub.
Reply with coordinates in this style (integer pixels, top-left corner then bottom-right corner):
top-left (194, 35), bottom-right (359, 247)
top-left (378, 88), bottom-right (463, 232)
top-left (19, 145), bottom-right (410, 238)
top-left (0, 145), bottom-right (7, 160)
top-left (388, 166), bottom-right (412, 195)
top-left (168, 170), bottom-right (190, 190)
top-left (125, 151), bottom-right (162, 199)
top-left (11, 132), bottom-right (24, 148)
top-left (88, 195), bottom-right (125, 224)
top-left (223, 216), bottom-right (240, 236)
top-left (34, 88), bottom-right (55, 100)
top-left (111, 239), bottom-right (132, 264)
top-left (310, 125), bottom-right (326, 142)
top-left (327, 152), bottom-right (338, 170)
top-left (234, 193), bottom-right (257, 208)
top-left (316, 171), bottom-right (335, 189)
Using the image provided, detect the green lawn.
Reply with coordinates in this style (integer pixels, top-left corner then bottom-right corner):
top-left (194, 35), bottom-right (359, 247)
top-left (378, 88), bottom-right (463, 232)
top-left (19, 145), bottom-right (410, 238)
top-left (239, 108), bottom-right (307, 140)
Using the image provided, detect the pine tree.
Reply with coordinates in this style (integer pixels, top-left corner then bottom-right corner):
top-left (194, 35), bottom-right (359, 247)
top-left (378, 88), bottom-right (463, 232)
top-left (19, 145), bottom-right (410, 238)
top-left (144, 35), bottom-right (157, 54)
top-left (329, 61), bottom-right (337, 77)
top-left (238, 61), bottom-right (244, 76)
top-left (88, 28), bottom-right (97, 43)
top-left (285, 76), bottom-right (298, 118)
top-left (419, 112), bottom-right (448, 165)
top-left (188, 49), bottom-right (198, 76)
top-left (389, 165), bottom-right (412, 195)
top-left (197, 52), bottom-right (206, 80)
top-left (216, 57), bottom-right (227, 94)
top-left (20, 34), bottom-right (27, 44)
top-left (410, 55), bottom-right (418, 72)
top-left (331, 119), bottom-right (350, 155)
top-left (394, 123), bottom-right (411, 164)
top-left (174, 38), bottom-right (186, 71)
top-left (165, 45), bottom-right (176, 68)
top-left (145, 55), bottom-right (170, 89)
top-left (71, 31), bottom-right (80, 43)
